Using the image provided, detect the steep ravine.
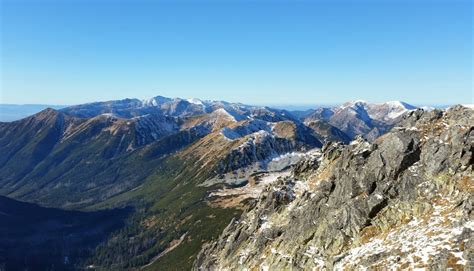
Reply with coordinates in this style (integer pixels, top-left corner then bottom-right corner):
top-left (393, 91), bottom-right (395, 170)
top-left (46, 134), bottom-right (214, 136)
top-left (194, 106), bottom-right (473, 270)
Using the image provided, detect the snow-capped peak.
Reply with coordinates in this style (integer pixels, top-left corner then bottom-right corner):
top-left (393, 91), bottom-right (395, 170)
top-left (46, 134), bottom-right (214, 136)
top-left (384, 101), bottom-right (405, 108)
top-left (212, 108), bottom-right (237, 122)
top-left (141, 97), bottom-right (158, 107)
top-left (383, 101), bottom-right (416, 110)
top-left (141, 96), bottom-right (172, 107)
top-left (352, 99), bottom-right (368, 104)
top-left (343, 100), bottom-right (368, 108)
top-left (187, 98), bottom-right (204, 105)
top-left (420, 106), bottom-right (435, 111)
top-left (369, 101), bottom-right (417, 119)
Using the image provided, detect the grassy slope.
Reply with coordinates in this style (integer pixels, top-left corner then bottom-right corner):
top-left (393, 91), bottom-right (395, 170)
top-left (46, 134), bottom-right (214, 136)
top-left (88, 157), bottom-right (241, 270)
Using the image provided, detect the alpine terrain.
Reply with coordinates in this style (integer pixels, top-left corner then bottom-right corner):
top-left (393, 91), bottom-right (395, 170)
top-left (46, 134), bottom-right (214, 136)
top-left (195, 105), bottom-right (474, 270)
top-left (0, 97), bottom-right (471, 270)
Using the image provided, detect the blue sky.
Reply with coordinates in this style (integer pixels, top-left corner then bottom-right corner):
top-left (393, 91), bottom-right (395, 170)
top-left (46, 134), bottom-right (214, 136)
top-left (1, 0), bottom-right (472, 106)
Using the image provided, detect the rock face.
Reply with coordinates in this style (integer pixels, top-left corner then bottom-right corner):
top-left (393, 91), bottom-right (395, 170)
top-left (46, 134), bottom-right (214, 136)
top-left (194, 106), bottom-right (473, 270)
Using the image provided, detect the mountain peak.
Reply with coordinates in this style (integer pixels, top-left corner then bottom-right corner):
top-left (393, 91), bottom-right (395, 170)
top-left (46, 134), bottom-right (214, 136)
top-left (187, 98), bottom-right (204, 105)
top-left (340, 100), bottom-right (369, 110)
top-left (34, 107), bottom-right (62, 120)
top-left (141, 96), bottom-right (172, 107)
top-left (383, 101), bottom-right (416, 110)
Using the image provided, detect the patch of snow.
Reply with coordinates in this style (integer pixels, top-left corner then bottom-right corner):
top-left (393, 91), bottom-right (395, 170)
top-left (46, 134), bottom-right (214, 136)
top-left (343, 100), bottom-right (368, 108)
top-left (187, 98), bottom-right (204, 105)
top-left (141, 97), bottom-right (159, 106)
top-left (335, 198), bottom-right (469, 269)
top-left (461, 104), bottom-right (474, 109)
top-left (212, 108), bottom-right (236, 121)
top-left (208, 170), bottom-right (291, 200)
top-left (420, 106), bottom-right (435, 111)
top-left (219, 119), bottom-right (272, 140)
top-left (99, 113), bottom-right (115, 117)
top-left (387, 110), bottom-right (407, 119)
top-left (260, 221), bottom-right (273, 230)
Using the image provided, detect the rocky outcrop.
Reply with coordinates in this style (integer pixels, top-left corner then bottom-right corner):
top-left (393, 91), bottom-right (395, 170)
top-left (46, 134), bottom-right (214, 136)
top-left (194, 106), bottom-right (473, 270)
top-left (216, 130), bottom-right (319, 174)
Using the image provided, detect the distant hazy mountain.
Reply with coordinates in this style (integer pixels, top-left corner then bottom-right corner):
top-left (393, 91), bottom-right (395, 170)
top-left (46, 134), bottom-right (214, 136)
top-left (0, 104), bottom-right (67, 122)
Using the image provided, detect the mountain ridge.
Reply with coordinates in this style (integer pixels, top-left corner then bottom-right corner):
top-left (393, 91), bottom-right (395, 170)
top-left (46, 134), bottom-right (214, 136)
top-left (1, 96), bottom-right (457, 271)
top-left (194, 105), bottom-right (474, 270)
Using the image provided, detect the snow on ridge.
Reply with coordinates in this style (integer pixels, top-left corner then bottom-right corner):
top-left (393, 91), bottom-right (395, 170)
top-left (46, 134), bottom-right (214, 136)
top-left (141, 98), bottom-right (157, 107)
top-left (384, 101), bottom-right (405, 108)
top-left (212, 108), bottom-right (237, 122)
top-left (97, 113), bottom-right (117, 118)
top-left (420, 106), bottom-right (435, 111)
top-left (383, 101), bottom-right (417, 110)
top-left (461, 104), bottom-right (474, 109)
top-left (387, 109), bottom-right (408, 119)
top-left (131, 114), bottom-right (150, 120)
top-left (220, 119), bottom-right (273, 141)
top-left (350, 99), bottom-right (369, 105)
top-left (141, 96), bottom-right (172, 107)
top-left (341, 100), bottom-right (368, 109)
top-left (187, 98), bottom-right (204, 105)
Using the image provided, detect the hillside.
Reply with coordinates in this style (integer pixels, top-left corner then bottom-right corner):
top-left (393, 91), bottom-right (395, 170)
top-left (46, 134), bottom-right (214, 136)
top-left (195, 105), bottom-right (473, 270)
top-left (0, 97), bottom-right (322, 270)
top-left (0, 97), bottom-right (433, 270)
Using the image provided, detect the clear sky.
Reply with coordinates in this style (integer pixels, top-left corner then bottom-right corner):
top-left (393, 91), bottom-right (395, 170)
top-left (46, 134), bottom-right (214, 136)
top-left (1, 0), bottom-right (472, 106)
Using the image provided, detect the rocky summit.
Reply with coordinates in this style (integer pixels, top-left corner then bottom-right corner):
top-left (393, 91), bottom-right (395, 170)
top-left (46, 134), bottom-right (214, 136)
top-left (194, 105), bottom-right (473, 270)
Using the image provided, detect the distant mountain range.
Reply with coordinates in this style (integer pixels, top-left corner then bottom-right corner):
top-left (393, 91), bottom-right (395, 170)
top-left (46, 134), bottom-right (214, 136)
top-left (0, 98), bottom-right (451, 122)
top-left (1, 96), bottom-right (470, 270)
top-left (0, 98), bottom-right (419, 203)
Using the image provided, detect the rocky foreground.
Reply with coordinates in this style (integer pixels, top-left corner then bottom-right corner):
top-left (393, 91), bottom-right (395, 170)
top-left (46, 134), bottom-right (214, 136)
top-left (194, 106), bottom-right (473, 270)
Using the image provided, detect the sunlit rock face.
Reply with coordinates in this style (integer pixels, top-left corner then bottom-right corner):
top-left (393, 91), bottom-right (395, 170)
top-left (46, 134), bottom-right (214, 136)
top-left (194, 105), bottom-right (473, 270)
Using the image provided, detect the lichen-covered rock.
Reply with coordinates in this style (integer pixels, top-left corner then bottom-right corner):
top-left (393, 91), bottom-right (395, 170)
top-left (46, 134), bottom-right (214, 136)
top-left (194, 106), bottom-right (474, 270)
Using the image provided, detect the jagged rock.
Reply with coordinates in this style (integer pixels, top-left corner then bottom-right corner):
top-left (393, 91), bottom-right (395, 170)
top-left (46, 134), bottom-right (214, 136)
top-left (194, 106), bottom-right (474, 270)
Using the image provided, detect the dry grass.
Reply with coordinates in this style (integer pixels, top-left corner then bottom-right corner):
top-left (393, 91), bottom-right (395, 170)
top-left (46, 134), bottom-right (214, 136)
top-left (447, 253), bottom-right (465, 270)
top-left (273, 121), bottom-right (297, 139)
top-left (207, 195), bottom-right (248, 209)
top-left (360, 225), bottom-right (380, 243)
top-left (457, 176), bottom-right (474, 193)
top-left (308, 160), bottom-right (337, 189)
top-left (181, 112), bottom-right (236, 132)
